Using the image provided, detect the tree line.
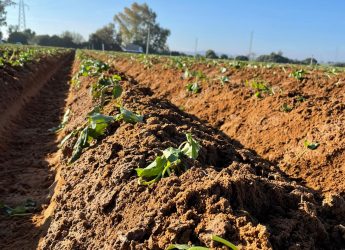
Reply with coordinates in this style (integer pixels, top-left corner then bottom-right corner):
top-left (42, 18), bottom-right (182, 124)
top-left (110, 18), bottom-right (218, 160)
top-left (0, 2), bottom-right (170, 54)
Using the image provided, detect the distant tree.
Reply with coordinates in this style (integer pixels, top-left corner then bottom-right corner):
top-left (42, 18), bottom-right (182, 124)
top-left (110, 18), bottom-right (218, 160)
top-left (205, 49), bottom-right (218, 59)
top-left (301, 57), bottom-right (318, 65)
top-left (89, 23), bottom-right (121, 51)
top-left (235, 55), bottom-right (249, 61)
top-left (114, 2), bottom-right (170, 53)
top-left (61, 31), bottom-right (85, 45)
top-left (7, 28), bottom-right (35, 44)
top-left (220, 54), bottom-right (228, 59)
top-left (256, 52), bottom-right (291, 63)
top-left (0, 0), bottom-right (13, 27)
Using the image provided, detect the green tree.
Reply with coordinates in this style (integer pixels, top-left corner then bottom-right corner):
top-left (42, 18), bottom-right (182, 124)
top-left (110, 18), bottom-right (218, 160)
top-left (61, 31), bottom-right (85, 45)
top-left (114, 2), bottom-right (170, 53)
top-left (205, 49), bottom-right (218, 59)
top-left (89, 23), bottom-right (122, 51)
top-left (7, 27), bottom-right (35, 44)
top-left (0, 0), bottom-right (13, 38)
top-left (235, 55), bottom-right (249, 61)
top-left (220, 54), bottom-right (228, 59)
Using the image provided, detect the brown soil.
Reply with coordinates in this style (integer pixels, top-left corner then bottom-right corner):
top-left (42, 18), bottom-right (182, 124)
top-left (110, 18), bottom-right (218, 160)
top-left (1, 51), bottom-right (345, 249)
top-left (0, 52), bottom-right (74, 250)
top-left (39, 57), bottom-right (345, 249)
top-left (96, 54), bottom-right (345, 196)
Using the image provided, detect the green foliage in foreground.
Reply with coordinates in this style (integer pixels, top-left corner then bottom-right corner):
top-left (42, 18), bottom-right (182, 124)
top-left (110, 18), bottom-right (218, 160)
top-left (136, 133), bottom-right (200, 185)
top-left (62, 107), bottom-right (143, 163)
top-left (166, 235), bottom-right (238, 250)
top-left (304, 140), bottom-right (320, 150)
top-left (186, 82), bottom-right (201, 94)
top-left (0, 199), bottom-right (36, 217)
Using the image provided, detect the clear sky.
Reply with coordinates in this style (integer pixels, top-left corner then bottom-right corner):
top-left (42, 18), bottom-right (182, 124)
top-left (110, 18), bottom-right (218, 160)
top-left (3, 0), bottom-right (345, 62)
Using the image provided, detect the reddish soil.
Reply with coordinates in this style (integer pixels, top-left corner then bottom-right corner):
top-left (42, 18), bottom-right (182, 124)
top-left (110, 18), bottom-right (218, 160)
top-left (39, 57), bottom-right (345, 249)
top-left (97, 54), bottom-right (345, 196)
top-left (0, 52), bottom-right (74, 250)
top-left (1, 51), bottom-right (345, 249)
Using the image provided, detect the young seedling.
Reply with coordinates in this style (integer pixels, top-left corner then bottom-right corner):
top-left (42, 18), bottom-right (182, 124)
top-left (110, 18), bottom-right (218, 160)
top-left (304, 140), bottom-right (320, 150)
top-left (281, 103), bottom-right (293, 112)
top-left (186, 82), bottom-right (201, 94)
top-left (92, 74), bottom-right (122, 106)
top-left (0, 199), bottom-right (36, 217)
top-left (289, 69), bottom-right (306, 81)
top-left (48, 109), bottom-right (70, 133)
top-left (136, 133), bottom-right (200, 185)
top-left (219, 75), bottom-right (229, 86)
top-left (166, 235), bottom-right (238, 250)
top-left (63, 106), bottom-right (143, 163)
top-left (246, 80), bottom-right (273, 98)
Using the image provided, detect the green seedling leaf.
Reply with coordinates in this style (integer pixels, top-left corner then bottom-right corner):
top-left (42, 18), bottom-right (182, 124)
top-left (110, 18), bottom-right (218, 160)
top-left (0, 199), bottom-right (36, 217)
top-left (186, 82), bottom-right (201, 94)
top-left (166, 244), bottom-right (209, 250)
top-left (211, 235), bottom-right (238, 250)
top-left (70, 126), bottom-right (90, 163)
top-left (289, 69), bottom-right (306, 81)
top-left (115, 107), bottom-right (143, 124)
top-left (137, 134), bottom-right (200, 185)
top-left (281, 103), bottom-right (293, 112)
top-left (220, 67), bottom-right (227, 73)
top-left (304, 140), bottom-right (320, 150)
top-left (88, 113), bottom-right (114, 138)
top-left (48, 109), bottom-right (70, 133)
top-left (113, 84), bottom-right (123, 99)
top-left (179, 133), bottom-right (201, 160)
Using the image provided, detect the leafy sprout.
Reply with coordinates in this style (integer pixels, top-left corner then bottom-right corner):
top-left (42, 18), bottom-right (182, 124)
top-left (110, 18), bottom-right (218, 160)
top-left (0, 199), bottom-right (36, 217)
top-left (64, 106), bottom-right (143, 163)
top-left (304, 140), bottom-right (320, 150)
top-left (281, 103), bottom-right (293, 112)
top-left (166, 235), bottom-right (238, 250)
top-left (289, 69), bottom-right (306, 81)
top-left (186, 82), bottom-right (201, 94)
top-left (136, 133), bottom-right (200, 185)
top-left (246, 80), bottom-right (274, 98)
top-left (48, 109), bottom-right (71, 133)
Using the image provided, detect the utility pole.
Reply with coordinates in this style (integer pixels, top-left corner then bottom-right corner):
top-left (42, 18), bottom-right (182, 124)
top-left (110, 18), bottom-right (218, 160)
top-left (194, 38), bottom-right (198, 57)
top-left (146, 25), bottom-right (150, 55)
top-left (18, 0), bottom-right (28, 31)
top-left (248, 31), bottom-right (254, 60)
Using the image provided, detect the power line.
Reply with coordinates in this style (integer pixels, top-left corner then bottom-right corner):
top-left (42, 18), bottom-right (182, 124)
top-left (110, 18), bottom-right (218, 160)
top-left (17, 0), bottom-right (29, 31)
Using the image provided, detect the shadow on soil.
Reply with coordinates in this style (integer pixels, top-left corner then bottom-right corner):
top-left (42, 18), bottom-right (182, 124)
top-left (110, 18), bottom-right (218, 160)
top-left (0, 53), bottom-right (74, 250)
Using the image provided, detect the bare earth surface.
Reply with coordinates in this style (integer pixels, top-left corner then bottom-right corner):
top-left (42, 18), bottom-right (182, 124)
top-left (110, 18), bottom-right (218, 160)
top-left (1, 52), bottom-right (345, 249)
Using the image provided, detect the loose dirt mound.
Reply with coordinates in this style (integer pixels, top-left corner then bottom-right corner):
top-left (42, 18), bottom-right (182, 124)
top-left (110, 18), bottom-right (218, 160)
top-left (40, 62), bottom-right (345, 249)
top-left (99, 55), bottom-right (345, 196)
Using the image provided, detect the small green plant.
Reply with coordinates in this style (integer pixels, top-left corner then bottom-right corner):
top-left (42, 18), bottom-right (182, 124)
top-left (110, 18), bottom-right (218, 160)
top-left (281, 103), bottom-right (293, 112)
top-left (48, 109), bottom-right (70, 133)
top-left (219, 75), bottom-right (229, 86)
top-left (0, 199), bottom-right (36, 217)
top-left (91, 74), bottom-right (122, 106)
top-left (289, 69), bottom-right (306, 81)
top-left (136, 133), bottom-right (200, 185)
top-left (186, 82), bottom-right (201, 94)
top-left (220, 67), bottom-right (227, 73)
top-left (63, 107), bottom-right (143, 163)
top-left (304, 140), bottom-right (320, 150)
top-left (246, 80), bottom-right (273, 98)
top-left (166, 235), bottom-right (238, 250)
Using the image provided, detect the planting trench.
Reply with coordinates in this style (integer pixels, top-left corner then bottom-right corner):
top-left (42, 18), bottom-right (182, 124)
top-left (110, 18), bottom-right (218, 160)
top-left (1, 52), bottom-right (345, 249)
top-left (0, 52), bottom-right (74, 249)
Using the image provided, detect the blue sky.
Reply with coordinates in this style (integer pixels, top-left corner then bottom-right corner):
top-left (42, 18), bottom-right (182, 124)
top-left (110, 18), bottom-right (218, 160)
top-left (3, 0), bottom-right (345, 61)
